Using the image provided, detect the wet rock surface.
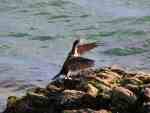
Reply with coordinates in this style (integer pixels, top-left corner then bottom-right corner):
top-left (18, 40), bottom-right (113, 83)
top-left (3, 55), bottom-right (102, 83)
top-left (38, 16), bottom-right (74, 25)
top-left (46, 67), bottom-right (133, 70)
top-left (3, 66), bottom-right (150, 113)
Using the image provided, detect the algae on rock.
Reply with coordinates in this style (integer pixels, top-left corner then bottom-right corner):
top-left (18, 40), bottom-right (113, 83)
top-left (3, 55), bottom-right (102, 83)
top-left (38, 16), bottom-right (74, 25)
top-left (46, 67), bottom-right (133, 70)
top-left (3, 66), bottom-right (150, 113)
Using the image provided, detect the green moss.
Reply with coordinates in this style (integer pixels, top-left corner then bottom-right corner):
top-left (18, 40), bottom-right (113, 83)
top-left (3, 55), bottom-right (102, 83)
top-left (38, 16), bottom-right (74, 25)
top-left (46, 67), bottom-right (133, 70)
top-left (88, 80), bottom-right (110, 96)
top-left (120, 78), bottom-right (143, 86)
top-left (111, 79), bottom-right (121, 85)
top-left (7, 96), bottom-right (19, 108)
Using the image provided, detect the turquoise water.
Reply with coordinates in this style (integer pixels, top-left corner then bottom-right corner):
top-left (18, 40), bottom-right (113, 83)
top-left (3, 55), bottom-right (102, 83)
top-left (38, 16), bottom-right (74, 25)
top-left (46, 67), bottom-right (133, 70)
top-left (0, 0), bottom-right (150, 111)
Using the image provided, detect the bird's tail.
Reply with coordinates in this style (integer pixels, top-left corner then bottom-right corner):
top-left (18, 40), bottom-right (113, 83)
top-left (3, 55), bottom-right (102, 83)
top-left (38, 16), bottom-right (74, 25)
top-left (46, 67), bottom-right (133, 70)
top-left (51, 72), bottom-right (61, 80)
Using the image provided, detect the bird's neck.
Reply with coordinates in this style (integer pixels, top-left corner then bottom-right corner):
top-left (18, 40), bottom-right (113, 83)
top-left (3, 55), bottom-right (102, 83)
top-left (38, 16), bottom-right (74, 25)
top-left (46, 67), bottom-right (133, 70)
top-left (74, 48), bottom-right (79, 57)
top-left (70, 43), bottom-right (79, 57)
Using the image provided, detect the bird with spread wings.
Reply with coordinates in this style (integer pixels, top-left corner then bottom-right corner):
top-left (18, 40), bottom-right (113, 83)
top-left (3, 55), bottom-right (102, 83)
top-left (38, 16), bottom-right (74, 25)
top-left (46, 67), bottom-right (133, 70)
top-left (52, 39), bottom-right (104, 80)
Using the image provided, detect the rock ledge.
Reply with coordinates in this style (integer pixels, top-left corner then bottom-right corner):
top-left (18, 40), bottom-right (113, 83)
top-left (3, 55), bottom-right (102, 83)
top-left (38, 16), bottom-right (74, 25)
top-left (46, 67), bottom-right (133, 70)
top-left (3, 67), bottom-right (150, 113)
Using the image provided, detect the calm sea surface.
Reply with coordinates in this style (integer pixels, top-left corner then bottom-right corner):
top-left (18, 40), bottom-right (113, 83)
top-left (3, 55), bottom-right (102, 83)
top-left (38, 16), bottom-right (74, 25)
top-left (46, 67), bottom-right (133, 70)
top-left (0, 0), bottom-right (150, 111)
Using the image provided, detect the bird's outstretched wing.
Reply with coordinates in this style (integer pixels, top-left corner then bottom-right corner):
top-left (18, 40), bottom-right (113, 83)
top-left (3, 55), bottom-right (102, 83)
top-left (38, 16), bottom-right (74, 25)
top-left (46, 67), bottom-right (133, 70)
top-left (77, 41), bottom-right (104, 55)
top-left (67, 57), bottom-right (95, 71)
top-left (51, 73), bottom-right (61, 80)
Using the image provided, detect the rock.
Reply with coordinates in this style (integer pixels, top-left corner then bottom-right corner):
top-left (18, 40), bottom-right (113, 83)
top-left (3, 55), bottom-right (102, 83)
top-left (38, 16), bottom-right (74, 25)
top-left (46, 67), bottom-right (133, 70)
top-left (6, 96), bottom-right (18, 109)
top-left (109, 64), bottom-right (127, 76)
top-left (3, 96), bottom-right (33, 113)
top-left (144, 83), bottom-right (150, 89)
top-left (95, 69), bottom-right (122, 88)
top-left (62, 89), bottom-right (103, 109)
top-left (61, 90), bottom-right (86, 109)
top-left (136, 74), bottom-right (150, 84)
top-left (87, 83), bottom-right (98, 97)
top-left (63, 90), bottom-right (85, 99)
top-left (142, 102), bottom-right (150, 113)
top-left (88, 79), bottom-right (112, 99)
top-left (124, 83), bottom-right (139, 94)
top-left (64, 109), bottom-right (111, 113)
top-left (111, 86), bottom-right (137, 112)
top-left (64, 108), bottom-right (111, 113)
top-left (3, 96), bottom-right (18, 113)
top-left (3, 66), bottom-right (150, 113)
top-left (97, 69), bottom-right (121, 80)
top-left (94, 109), bottom-right (111, 113)
top-left (26, 88), bottom-right (49, 106)
top-left (48, 77), bottom-right (89, 92)
top-left (120, 77), bottom-right (143, 86)
top-left (46, 84), bottom-right (63, 93)
top-left (136, 87), bottom-right (150, 113)
top-left (63, 108), bottom-right (96, 113)
top-left (144, 88), bottom-right (150, 102)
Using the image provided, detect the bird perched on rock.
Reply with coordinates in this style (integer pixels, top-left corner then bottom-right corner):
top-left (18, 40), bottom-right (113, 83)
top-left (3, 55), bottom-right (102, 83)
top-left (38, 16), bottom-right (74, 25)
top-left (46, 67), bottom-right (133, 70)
top-left (52, 39), bottom-right (103, 80)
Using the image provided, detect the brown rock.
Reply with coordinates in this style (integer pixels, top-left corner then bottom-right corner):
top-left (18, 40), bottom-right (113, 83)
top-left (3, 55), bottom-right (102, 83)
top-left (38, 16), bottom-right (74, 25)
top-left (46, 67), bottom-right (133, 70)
top-left (46, 84), bottom-right (63, 92)
top-left (124, 84), bottom-right (139, 94)
top-left (136, 74), bottom-right (150, 84)
top-left (87, 83), bottom-right (98, 97)
top-left (63, 90), bottom-right (85, 99)
top-left (61, 90), bottom-right (86, 109)
top-left (109, 64), bottom-right (127, 76)
top-left (112, 86), bottom-right (136, 112)
top-left (113, 86), bottom-right (136, 100)
top-left (94, 109), bottom-right (111, 113)
top-left (120, 77), bottom-right (143, 86)
top-left (144, 88), bottom-right (150, 101)
top-left (64, 109), bottom-right (111, 113)
top-left (64, 108), bottom-right (97, 113)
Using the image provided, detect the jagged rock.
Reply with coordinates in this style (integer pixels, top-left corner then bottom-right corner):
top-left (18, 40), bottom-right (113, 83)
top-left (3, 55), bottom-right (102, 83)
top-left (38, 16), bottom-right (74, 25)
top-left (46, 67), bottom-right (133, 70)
top-left (6, 96), bottom-right (18, 109)
top-left (137, 87), bottom-right (150, 113)
top-left (46, 84), bottom-right (64, 93)
top-left (108, 64), bottom-right (127, 76)
top-left (94, 109), bottom-right (111, 113)
top-left (64, 108), bottom-right (97, 113)
top-left (87, 83), bottom-right (98, 97)
top-left (64, 108), bottom-right (111, 113)
top-left (3, 67), bottom-right (150, 113)
top-left (124, 83), bottom-right (139, 94)
top-left (3, 96), bottom-right (33, 113)
top-left (120, 77), bottom-right (143, 86)
top-left (61, 90), bottom-right (85, 108)
top-left (49, 78), bottom-right (89, 92)
top-left (136, 74), bottom-right (150, 84)
top-left (88, 79), bottom-right (112, 99)
top-left (141, 102), bottom-right (150, 113)
top-left (144, 83), bottom-right (150, 89)
top-left (111, 86), bottom-right (137, 112)
top-left (143, 88), bottom-right (150, 101)
top-left (3, 96), bottom-right (18, 113)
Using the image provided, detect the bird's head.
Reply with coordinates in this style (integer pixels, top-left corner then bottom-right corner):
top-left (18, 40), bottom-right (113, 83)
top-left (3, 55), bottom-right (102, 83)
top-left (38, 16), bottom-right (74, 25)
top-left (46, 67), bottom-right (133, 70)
top-left (73, 39), bottom-right (80, 47)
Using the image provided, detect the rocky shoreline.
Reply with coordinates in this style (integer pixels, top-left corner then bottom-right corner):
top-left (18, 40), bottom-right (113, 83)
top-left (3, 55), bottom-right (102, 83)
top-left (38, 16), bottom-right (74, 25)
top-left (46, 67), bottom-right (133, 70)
top-left (3, 66), bottom-right (150, 113)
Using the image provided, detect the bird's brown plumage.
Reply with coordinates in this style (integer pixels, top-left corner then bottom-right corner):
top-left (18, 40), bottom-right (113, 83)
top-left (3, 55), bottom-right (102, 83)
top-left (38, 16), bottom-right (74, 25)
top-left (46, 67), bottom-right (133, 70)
top-left (77, 42), bottom-right (99, 55)
top-left (52, 39), bottom-right (102, 80)
top-left (64, 57), bottom-right (95, 71)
